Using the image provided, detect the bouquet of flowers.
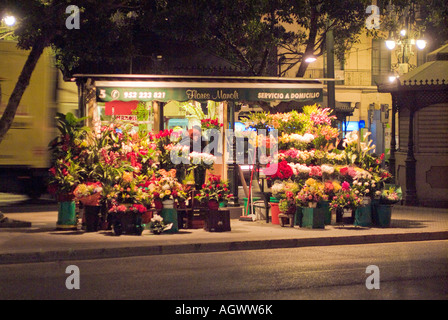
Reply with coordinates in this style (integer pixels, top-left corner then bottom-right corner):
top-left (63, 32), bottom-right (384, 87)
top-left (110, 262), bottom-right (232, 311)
top-left (74, 181), bottom-right (103, 206)
top-left (153, 169), bottom-right (184, 202)
top-left (188, 152), bottom-right (216, 170)
top-left (296, 178), bottom-right (327, 207)
top-left (330, 181), bottom-right (363, 210)
top-left (195, 174), bottom-right (233, 203)
top-left (279, 191), bottom-right (296, 214)
top-left (264, 160), bottom-right (294, 181)
top-left (201, 118), bottom-right (223, 131)
top-left (380, 185), bottom-right (402, 204)
top-left (148, 214), bottom-right (173, 235)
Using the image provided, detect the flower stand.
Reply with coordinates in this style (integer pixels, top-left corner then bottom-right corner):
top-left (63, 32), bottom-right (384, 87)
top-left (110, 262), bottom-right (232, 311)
top-left (279, 212), bottom-right (295, 227)
top-left (160, 208), bottom-right (178, 233)
top-left (204, 209), bottom-right (231, 232)
top-left (372, 204), bottom-right (393, 227)
top-left (84, 205), bottom-right (101, 232)
top-left (354, 204), bottom-right (372, 227)
top-left (301, 207), bottom-right (325, 229)
top-left (56, 201), bottom-right (77, 230)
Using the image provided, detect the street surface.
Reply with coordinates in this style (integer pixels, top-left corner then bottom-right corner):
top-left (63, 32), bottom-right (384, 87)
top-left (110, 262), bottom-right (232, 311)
top-left (0, 240), bottom-right (446, 300)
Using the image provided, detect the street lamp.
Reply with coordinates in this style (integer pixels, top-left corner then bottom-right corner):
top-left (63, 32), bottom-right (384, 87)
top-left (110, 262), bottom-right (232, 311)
top-left (3, 15), bottom-right (16, 26)
top-left (385, 30), bottom-right (427, 76)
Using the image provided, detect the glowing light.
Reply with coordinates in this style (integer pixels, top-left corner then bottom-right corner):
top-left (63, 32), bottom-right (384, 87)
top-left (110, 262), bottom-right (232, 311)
top-left (416, 39), bottom-right (427, 50)
top-left (4, 15), bottom-right (16, 26)
top-left (400, 29), bottom-right (406, 37)
top-left (385, 40), bottom-right (396, 50)
top-left (389, 75), bottom-right (397, 83)
top-left (304, 56), bottom-right (317, 63)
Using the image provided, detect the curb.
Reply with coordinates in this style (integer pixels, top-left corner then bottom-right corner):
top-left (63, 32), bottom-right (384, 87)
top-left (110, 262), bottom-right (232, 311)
top-left (1, 231), bottom-right (447, 265)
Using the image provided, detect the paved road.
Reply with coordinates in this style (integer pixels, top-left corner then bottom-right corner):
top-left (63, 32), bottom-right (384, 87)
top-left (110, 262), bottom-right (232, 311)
top-left (1, 240), bottom-right (446, 300)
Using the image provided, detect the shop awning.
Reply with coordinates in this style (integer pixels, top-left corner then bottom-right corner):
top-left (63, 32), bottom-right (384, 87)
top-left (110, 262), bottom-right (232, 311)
top-left (72, 74), bottom-right (323, 103)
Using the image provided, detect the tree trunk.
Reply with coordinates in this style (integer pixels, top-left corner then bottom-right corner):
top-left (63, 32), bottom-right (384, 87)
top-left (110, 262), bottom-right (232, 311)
top-left (0, 37), bottom-right (48, 144)
top-left (296, 7), bottom-right (318, 78)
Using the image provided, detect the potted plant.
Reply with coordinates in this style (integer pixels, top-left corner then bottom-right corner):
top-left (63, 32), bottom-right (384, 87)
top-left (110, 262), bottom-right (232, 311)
top-left (74, 181), bottom-right (103, 232)
top-left (330, 181), bottom-right (363, 225)
top-left (296, 178), bottom-right (328, 229)
top-left (278, 191), bottom-right (296, 227)
top-left (372, 185), bottom-right (402, 227)
top-left (188, 151), bottom-right (216, 190)
top-left (194, 174), bottom-right (233, 210)
top-left (47, 113), bottom-right (88, 230)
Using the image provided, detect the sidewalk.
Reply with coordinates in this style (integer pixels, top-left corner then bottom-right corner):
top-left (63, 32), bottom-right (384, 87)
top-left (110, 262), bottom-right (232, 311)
top-left (0, 204), bottom-right (447, 265)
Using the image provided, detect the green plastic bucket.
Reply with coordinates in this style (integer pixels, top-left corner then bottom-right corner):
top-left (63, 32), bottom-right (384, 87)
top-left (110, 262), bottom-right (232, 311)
top-left (318, 200), bottom-right (331, 225)
top-left (56, 201), bottom-right (77, 230)
top-left (301, 207), bottom-right (325, 229)
top-left (372, 204), bottom-right (392, 227)
top-left (160, 208), bottom-right (178, 233)
top-left (354, 205), bottom-right (372, 227)
top-left (243, 197), bottom-right (261, 215)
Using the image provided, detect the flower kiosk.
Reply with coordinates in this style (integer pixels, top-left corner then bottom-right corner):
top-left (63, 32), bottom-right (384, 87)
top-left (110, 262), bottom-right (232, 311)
top-left (48, 73), bottom-right (402, 235)
top-left (48, 74), bottom-right (325, 234)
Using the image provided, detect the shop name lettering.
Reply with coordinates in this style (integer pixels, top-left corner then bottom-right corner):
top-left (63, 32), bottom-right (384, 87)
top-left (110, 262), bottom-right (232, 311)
top-left (186, 89), bottom-right (239, 100)
top-left (175, 304), bottom-right (272, 317)
top-left (257, 91), bottom-right (320, 100)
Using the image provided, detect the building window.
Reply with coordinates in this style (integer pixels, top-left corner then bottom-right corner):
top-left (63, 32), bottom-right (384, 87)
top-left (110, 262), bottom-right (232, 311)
top-left (371, 39), bottom-right (391, 85)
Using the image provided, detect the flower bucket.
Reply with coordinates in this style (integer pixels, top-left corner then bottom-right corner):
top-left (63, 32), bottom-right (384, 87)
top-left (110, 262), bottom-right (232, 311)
top-left (208, 200), bottom-right (219, 210)
top-left (294, 206), bottom-right (303, 227)
top-left (270, 202), bottom-right (280, 225)
top-left (162, 199), bottom-right (175, 209)
top-left (354, 204), bottom-right (372, 227)
top-left (243, 197), bottom-right (261, 216)
top-left (160, 208), bottom-right (178, 233)
top-left (154, 200), bottom-right (163, 210)
top-left (336, 208), bottom-right (354, 224)
top-left (56, 201), bottom-right (77, 230)
top-left (317, 200), bottom-right (331, 225)
top-left (142, 211), bottom-right (153, 224)
top-left (84, 205), bottom-right (101, 232)
top-left (111, 212), bottom-right (144, 236)
top-left (372, 204), bottom-right (392, 227)
top-left (301, 207), bottom-right (325, 229)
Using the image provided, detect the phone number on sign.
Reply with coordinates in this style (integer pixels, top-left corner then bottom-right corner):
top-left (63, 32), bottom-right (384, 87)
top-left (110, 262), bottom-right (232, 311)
top-left (123, 91), bottom-right (166, 99)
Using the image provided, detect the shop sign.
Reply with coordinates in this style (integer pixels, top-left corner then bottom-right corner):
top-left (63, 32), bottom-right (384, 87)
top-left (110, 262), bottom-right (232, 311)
top-left (96, 87), bottom-right (322, 103)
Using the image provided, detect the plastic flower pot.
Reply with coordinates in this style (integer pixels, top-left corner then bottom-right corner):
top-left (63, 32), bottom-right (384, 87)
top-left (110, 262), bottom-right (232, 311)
top-left (160, 208), bottom-right (178, 233)
top-left (372, 204), bottom-right (393, 227)
top-left (208, 199), bottom-right (219, 210)
top-left (56, 201), bottom-right (77, 230)
top-left (354, 204), bottom-right (372, 227)
top-left (84, 205), bottom-right (101, 232)
top-left (270, 202), bottom-right (280, 225)
top-left (301, 207), bottom-right (325, 229)
top-left (317, 200), bottom-right (331, 225)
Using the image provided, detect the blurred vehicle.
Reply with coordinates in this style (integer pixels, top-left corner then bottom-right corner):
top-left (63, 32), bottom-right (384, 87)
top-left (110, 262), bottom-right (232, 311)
top-left (0, 40), bottom-right (78, 199)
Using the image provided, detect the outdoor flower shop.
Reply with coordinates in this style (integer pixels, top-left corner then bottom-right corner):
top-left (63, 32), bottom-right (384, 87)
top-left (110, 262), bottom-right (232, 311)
top-left (47, 74), bottom-right (401, 235)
